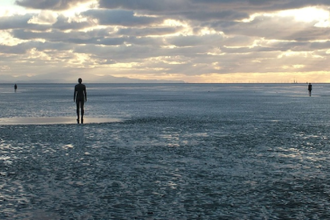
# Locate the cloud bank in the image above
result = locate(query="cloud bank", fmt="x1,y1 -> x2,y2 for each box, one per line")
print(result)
0,0 -> 329,82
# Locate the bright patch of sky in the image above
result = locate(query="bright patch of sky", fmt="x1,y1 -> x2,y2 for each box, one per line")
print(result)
1,0 -> 15,6
278,7 -> 330,27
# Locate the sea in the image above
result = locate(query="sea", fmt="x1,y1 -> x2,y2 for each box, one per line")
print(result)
1,83 -> 330,219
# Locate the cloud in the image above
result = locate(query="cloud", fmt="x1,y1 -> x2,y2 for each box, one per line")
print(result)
166,34 -> 224,47
98,0 -> 189,12
28,11 -> 58,25
52,15 -> 93,30
11,28 -> 166,47
118,27 -> 183,37
98,0 -> 330,18
190,0 -> 330,11
183,10 -> 249,21
1,0 -> 330,83
0,14 -> 50,31
15,0 -> 92,10
209,14 -> 330,41
83,9 -> 163,26
0,13 -> 94,31
12,29 -> 101,44
0,44 -> 29,54
98,0 -> 249,22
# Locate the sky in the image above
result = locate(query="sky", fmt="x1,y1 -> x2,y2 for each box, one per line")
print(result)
1,0 -> 330,83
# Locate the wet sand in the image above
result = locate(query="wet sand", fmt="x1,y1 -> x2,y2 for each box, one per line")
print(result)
0,117 -> 121,125
1,116 -> 330,219
1,83 -> 330,219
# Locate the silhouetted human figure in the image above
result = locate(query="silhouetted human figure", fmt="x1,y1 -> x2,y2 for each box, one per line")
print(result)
14,84 -> 17,92
74,78 -> 87,124
308,83 -> 312,97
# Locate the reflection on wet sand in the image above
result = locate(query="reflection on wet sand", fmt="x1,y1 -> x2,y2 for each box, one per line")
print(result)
0,117 -> 121,125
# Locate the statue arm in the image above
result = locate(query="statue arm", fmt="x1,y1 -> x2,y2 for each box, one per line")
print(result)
84,87 -> 87,101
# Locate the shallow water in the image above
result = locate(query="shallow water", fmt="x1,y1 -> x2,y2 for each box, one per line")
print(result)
1,83 -> 330,219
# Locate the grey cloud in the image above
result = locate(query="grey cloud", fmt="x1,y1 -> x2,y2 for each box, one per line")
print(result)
83,9 -> 163,26
98,0 -> 249,22
222,35 -> 255,47
0,14 -> 31,29
96,38 -> 126,46
0,41 -> 75,55
212,15 -> 330,41
221,45 -> 283,54
270,41 -> 330,52
99,0 -> 330,16
71,43 -> 213,75
74,44 -> 161,61
289,28 -> 330,41
0,44 -> 29,54
190,0 -> 330,11
74,44 -> 159,62
220,40 -> 330,55
126,37 -> 165,46
15,0 -> 91,10
12,29 -> 78,41
74,35 -> 164,46
11,28 -> 164,47
118,27 -> 183,36
12,28 -> 117,45
256,0 -> 330,11
5,0 -> 330,82
52,15 -> 92,30
166,34 -> 224,47
33,41 -> 75,51
0,11 -> 93,32
183,10 -> 249,21
310,41 -> 330,50
98,0 -> 189,12
0,14 -> 50,31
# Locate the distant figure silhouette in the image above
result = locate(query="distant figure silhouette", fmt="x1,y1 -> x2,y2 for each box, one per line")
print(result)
308,83 -> 312,97
74,78 -> 87,124
14,84 -> 17,92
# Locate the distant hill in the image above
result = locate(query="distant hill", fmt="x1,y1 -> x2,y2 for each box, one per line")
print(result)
1,74 -> 185,83
87,75 -> 185,83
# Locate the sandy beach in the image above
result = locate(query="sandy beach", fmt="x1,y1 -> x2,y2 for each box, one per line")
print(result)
1,83 -> 330,219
